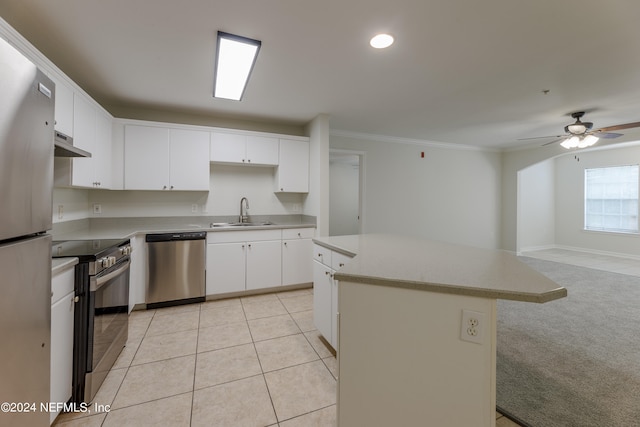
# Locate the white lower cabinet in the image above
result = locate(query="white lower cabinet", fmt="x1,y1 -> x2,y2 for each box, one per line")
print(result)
246,240 -> 282,290
282,228 -> 314,286
206,242 -> 246,294
313,260 -> 334,346
206,230 -> 282,295
206,227 -> 314,296
50,265 -> 75,425
313,244 -> 353,350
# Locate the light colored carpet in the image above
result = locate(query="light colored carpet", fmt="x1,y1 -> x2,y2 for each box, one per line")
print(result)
497,257 -> 640,427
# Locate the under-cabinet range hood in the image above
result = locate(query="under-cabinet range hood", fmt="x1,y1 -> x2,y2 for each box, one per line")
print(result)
54,131 -> 91,158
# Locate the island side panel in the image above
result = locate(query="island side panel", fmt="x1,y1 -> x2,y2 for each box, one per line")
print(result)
338,281 -> 497,427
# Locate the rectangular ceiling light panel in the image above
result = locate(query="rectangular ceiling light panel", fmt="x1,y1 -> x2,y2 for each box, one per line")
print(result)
214,31 -> 262,101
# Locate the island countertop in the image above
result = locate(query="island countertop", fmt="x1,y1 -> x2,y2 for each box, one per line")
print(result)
315,234 -> 566,303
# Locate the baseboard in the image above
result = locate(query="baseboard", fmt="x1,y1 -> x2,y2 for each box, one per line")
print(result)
555,244 -> 640,261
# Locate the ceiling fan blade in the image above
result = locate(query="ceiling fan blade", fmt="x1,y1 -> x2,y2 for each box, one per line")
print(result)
541,138 -> 564,146
518,134 -> 564,141
595,121 -> 640,132
592,131 -> 622,139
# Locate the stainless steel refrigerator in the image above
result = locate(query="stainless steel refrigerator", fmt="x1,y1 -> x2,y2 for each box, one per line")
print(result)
0,36 -> 55,427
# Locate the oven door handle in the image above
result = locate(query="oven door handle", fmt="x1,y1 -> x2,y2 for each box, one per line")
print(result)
90,259 -> 131,292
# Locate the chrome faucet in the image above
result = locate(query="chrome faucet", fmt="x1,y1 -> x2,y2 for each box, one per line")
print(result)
239,197 -> 250,223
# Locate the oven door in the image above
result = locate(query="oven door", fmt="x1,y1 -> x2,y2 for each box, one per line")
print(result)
86,258 -> 130,403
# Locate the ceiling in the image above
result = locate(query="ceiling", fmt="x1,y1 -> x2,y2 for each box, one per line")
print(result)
3,0 -> 640,150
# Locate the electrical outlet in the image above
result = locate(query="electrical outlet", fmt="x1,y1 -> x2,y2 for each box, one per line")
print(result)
292,203 -> 301,212
57,205 -> 64,219
93,204 -> 102,214
460,309 -> 485,344
191,204 -> 198,213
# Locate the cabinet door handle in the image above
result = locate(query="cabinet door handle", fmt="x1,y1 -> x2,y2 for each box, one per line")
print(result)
247,159 -> 251,163
297,233 -> 301,237
248,244 -> 252,248
325,271 -> 330,276
73,296 -> 79,303
339,263 -> 345,267
284,242 -> 287,247
163,185 -> 167,190
170,185 -> 174,190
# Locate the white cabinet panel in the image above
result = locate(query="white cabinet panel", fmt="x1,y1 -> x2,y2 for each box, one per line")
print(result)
54,95 -> 113,189
50,268 -> 74,424
210,132 -> 245,163
210,132 -> 278,166
313,260 -> 333,343
206,242 -> 246,294
169,129 -> 210,191
246,135 -> 278,165
70,93 -> 96,187
124,125 -> 209,191
51,74 -> 74,137
94,109 -> 113,189
282,238 -> 313,286
246,240 -> 282,290
275,138 -> 309,193
124,125 -> 169,190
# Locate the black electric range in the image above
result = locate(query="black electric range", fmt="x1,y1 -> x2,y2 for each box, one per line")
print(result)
52,238 -> 131,404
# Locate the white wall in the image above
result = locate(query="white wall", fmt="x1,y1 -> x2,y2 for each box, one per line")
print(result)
329,158 -> 360,236
84,164 -> 304,218
516,159 -> 555,253
305,114 -> 330,236
330,133 -> 502,249
554,143 -> 640,257
52,188 -> 89,223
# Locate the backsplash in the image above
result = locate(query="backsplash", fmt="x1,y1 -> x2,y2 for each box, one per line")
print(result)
53,164 -> 306,222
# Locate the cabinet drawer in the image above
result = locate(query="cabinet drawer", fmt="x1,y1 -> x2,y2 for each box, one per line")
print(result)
313,244 -> 332,266
282,227 -> 315,240
332,251 -> 353,271
207,229 -> 282,244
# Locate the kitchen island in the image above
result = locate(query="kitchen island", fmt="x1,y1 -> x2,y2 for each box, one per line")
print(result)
314,234 -> 566,427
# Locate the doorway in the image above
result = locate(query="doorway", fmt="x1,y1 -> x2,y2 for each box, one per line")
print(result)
329,150 -> 364,236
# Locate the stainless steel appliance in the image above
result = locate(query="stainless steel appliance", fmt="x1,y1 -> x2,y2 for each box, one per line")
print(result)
146,232 -> 206,308
52,239 -> 131,404
0,36 -> 55,427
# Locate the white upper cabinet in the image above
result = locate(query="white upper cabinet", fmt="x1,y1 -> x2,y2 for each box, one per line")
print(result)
54,93 -> 113,189
124,125 -> 169,190
124,125 -> 209,191
169,129 -> 210,191
210,131 -> 278,166
275,138 -> 309,193
50,73 -> 74,137
93,109 -> 113,189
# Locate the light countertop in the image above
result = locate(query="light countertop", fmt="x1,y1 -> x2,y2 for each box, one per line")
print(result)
52,257 -> 78,275
315,234 -> 567,303
52,216 -> 316,241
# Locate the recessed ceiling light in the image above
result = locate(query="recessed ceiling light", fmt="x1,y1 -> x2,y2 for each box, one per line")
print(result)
370,33 -> 394,49
213,31 -> 261,101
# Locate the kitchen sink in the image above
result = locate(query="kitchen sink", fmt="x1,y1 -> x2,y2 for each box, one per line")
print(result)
210,221 -> 275,227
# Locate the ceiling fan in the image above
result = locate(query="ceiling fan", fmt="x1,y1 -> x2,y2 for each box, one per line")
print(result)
519,111 -> 640,149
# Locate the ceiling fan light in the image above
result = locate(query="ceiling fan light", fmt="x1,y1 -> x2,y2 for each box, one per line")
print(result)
566,123 -> 587,134
560,136 -> 580,149
581,134 -> 599,147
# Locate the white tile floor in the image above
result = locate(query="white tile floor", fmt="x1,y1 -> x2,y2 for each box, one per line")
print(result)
53,288 -> 338,427
51,286 -> 522,427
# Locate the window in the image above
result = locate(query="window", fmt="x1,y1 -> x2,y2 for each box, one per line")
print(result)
584,165 -> 639,233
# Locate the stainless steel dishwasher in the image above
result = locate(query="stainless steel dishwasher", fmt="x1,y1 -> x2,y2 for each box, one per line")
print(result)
145,232 -> 206,308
